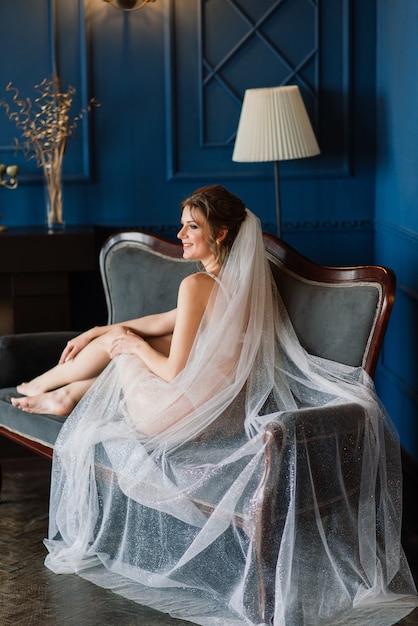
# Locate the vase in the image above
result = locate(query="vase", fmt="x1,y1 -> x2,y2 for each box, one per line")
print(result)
44,163 -> 65,231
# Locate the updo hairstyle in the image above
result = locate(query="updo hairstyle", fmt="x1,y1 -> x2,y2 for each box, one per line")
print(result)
181,185 -> 247,266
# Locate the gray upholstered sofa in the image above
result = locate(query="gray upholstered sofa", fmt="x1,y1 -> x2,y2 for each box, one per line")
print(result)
0,230 -> 396,622
0,231 -> 394,460
0,232 -> 196,455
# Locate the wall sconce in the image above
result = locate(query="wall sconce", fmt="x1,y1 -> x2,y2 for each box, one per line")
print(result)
102,0 -> 156,11
0,164 -> 19,232
0,164 -> 18,190
232,86 -> 320,239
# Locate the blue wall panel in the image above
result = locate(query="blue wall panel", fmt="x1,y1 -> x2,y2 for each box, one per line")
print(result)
0,0 -> 91,182
1,0 -> 375,263
375,0 -> 418,460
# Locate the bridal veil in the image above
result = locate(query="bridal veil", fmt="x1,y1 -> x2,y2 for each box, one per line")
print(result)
44,209 -> 417,625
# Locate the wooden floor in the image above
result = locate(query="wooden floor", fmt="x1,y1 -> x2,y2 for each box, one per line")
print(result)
1,453 -> 418,626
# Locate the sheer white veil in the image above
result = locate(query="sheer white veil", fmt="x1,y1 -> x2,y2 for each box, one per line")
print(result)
117,207 -> 378,453
45,206 -> 417,625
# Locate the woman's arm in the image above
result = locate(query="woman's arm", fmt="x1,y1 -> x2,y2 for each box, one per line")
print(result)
59,309 -> 177,364
110,273 -> 215,382
114,309 -> 177,337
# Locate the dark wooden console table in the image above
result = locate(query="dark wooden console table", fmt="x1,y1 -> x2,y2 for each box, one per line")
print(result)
0,227 -> 97,335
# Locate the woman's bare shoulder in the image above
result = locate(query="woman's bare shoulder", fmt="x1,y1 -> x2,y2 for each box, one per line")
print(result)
181,272 -> 216,289
178,272 -> 216,306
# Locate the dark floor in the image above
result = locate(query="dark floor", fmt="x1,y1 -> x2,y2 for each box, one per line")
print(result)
1,452 -> 418,626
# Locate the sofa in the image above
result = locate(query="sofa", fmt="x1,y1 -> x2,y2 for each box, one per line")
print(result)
0,230 -> 396,621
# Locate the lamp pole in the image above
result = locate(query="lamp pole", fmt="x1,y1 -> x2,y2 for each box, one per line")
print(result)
274,160 -> 282,239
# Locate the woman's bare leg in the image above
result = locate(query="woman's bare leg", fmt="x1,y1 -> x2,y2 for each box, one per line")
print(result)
15,329 -> 122,396
11,379 -> 95,416
16,331 -> 172,397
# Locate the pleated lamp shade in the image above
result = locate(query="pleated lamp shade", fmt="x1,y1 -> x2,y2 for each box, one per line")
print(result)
232,85 -> 320,163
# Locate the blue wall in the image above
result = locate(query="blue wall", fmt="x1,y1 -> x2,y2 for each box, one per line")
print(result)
0,1 -> 416,458
374,0 -> 418,460
1,0 -> 376,261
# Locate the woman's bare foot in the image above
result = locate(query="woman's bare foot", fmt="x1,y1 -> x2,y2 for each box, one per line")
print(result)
12,389 -> 76,416
16,377 -> 50,397
12,387 -> 77,416
11,379 -> 96,416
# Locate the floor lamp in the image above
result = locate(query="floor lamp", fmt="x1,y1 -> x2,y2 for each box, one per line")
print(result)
232,86 -> 320,238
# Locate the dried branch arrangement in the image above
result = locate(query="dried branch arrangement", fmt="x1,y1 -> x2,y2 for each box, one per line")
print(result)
0,75 -> 97,227
0,75 -> 92,168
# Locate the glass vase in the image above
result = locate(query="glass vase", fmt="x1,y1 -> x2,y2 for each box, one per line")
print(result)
44,163 -> 65,231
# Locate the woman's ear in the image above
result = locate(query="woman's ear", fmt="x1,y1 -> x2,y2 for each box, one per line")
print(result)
216,227 -> 228,244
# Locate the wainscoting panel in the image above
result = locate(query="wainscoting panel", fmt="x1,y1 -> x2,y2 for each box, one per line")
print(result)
0,0 -> 92,182
165,0 -> 352,181
374,221 -> 418,459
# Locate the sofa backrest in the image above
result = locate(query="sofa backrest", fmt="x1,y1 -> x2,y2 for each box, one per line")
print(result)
263,234 -> 395,376
100,232 -> 195,323
100,231 -> 396,377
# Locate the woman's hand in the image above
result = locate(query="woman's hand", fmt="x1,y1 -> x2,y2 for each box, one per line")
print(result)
110,329 -> 147,359
59,329 -> 99,364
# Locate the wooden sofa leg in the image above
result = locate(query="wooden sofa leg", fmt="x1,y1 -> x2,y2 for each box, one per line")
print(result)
243,423 -> 285,624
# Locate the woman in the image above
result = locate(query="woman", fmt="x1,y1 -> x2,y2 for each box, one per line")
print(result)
30,186 -> 417,625
11,185 -> 242,420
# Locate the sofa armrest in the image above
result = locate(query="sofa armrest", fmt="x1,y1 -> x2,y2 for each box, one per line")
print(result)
257,401 -> 369,528
0,331 -> 78,388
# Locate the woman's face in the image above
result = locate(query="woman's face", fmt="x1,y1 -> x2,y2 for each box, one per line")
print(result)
177,205 -> 215,269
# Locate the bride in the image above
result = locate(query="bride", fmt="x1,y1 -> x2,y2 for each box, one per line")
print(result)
17,185 -> 417,624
